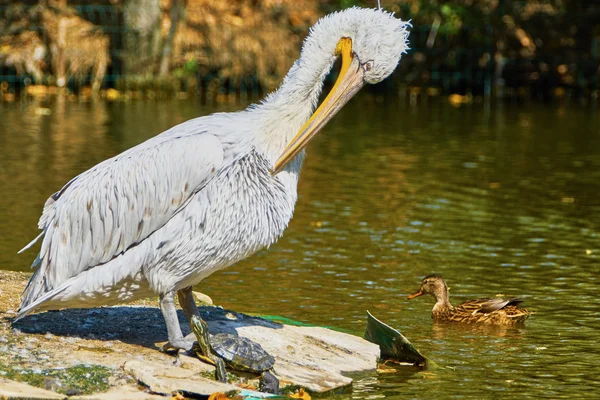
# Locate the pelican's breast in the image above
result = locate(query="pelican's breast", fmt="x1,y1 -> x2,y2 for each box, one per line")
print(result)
143,150 -> 300,292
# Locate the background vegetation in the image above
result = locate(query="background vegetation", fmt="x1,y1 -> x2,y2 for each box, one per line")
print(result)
0,0 -> 598,100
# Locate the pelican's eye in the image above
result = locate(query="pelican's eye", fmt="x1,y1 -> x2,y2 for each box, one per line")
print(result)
364,60 -> 374,71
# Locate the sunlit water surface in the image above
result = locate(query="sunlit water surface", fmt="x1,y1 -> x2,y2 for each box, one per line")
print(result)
1,96 -> 599,398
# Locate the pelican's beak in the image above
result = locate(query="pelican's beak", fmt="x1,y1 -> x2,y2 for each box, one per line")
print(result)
272,38 -> 366,175
407,290 -> 423,299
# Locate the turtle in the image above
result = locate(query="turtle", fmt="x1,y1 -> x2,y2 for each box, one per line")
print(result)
190,315 -> 279,394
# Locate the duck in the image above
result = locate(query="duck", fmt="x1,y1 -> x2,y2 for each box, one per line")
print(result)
407,275 -> 531,325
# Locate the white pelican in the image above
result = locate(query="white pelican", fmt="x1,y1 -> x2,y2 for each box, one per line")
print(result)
16,7 -> 410,350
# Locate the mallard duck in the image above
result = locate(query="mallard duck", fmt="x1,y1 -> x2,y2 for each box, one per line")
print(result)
407,275 -> 531,325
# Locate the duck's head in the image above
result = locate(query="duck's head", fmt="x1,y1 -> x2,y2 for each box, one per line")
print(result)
408,274 -> 449,301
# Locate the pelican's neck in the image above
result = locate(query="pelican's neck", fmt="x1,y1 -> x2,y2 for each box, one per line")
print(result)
266,56 -> 335,115
250,34 -> 339,165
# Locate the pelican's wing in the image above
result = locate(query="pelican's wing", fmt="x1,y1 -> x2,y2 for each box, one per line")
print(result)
20,126 -> 224,307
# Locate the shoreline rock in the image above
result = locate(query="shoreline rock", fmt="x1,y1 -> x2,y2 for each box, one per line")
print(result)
1,270 -> 381,398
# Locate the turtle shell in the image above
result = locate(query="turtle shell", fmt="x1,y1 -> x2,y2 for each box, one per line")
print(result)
210,333 -> 275,372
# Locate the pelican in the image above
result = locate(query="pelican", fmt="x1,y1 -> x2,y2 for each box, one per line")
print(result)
16,7 -> 410,350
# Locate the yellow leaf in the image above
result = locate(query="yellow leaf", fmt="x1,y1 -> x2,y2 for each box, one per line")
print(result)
290,388 -> 311,400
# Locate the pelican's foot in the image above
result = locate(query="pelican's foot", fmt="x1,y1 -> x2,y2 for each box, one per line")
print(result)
159,291 -> 197,354
160,338 -> 196,353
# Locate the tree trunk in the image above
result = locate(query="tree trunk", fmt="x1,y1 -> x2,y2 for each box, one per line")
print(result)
122,0 -> 162,76
159,0 -> 186,77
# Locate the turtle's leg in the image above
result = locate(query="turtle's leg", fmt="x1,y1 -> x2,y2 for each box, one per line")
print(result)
259,371 -> 280,394
214,358 -> 228,383
159,291 -> 195,352
177,286 -> 198,319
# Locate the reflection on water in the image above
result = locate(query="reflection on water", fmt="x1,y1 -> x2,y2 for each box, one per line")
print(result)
1,96 -> 599,397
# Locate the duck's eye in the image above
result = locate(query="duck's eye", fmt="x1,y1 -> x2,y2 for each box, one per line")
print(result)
365,60 -> 374,71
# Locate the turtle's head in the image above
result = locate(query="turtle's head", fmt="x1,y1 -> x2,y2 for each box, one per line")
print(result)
190,315 -> 211,346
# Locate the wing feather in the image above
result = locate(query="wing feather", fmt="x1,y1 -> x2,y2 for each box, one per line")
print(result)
454,298 -> 524,315
21,130 -> 224,307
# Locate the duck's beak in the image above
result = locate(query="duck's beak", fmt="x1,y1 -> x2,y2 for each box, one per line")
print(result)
407,290 -> 423,299
272,37 -> 366,175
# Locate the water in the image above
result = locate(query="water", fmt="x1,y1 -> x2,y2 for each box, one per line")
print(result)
1,95 -> 599,398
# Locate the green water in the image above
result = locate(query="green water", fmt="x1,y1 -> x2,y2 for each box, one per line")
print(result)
1,96 -> 599,398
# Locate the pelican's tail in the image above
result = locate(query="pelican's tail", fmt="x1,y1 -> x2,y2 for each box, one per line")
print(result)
18,227 -> 53,315
18,252 -> 51,316
18,231 -> 44,254
15,256 -> 154,322
15,283 -> 68,321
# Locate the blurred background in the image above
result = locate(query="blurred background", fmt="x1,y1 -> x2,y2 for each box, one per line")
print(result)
0,0 -> 598,101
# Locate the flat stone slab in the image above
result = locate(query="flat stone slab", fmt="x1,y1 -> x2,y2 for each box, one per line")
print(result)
69,385 -> 165,400
198,306 -> 380,392
123,360 -> 240,396
2,271 -> 381,397
0,378 -> 66,399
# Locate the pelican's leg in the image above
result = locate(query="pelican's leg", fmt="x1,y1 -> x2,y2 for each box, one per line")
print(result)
177,286 -> 201,344
177,286 -> 198,319
159,291 -> 195,352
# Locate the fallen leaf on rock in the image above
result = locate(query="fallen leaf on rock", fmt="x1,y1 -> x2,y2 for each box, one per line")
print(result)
290,388 -> 311,400
208,392 -> 229,400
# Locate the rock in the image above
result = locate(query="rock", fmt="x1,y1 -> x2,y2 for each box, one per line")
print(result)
69,385 -> 165,400
2,266 -> 381,397
192,291 -> 214,306
0,378 -> 66,399
43,377 -> 63,392
199,306 -> 380,393
123,360 -> 238,396
364,311 -> 433,367
176,352 -> 215,373
65,387 -> 84,396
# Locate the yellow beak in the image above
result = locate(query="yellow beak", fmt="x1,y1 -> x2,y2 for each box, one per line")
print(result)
272,38 -> 366,175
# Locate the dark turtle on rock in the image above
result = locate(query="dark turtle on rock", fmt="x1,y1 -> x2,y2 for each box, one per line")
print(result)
190,315 -> 279,393
210,332 -> 275,372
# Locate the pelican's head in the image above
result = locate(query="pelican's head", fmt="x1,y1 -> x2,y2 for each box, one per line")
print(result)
336,7 -> 411,84
273,7 -> 410,174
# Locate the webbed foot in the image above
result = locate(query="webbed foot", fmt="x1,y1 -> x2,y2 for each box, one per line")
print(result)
159,338 -> 196,353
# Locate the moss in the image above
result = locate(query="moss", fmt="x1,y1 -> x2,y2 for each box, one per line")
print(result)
196,367 -> 253,387
199,369 -> 216,380
279,384 -> 305,395
75,345 -> 114,354
0,363 -> 111,395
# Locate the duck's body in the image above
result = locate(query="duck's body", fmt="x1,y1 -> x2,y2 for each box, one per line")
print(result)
16,7 -> 410,350
408,275 -> 531,325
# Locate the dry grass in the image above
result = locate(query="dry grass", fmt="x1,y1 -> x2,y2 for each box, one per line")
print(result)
0,2 -> 110,91
0,1 -> 321,92
40,4 -> 110,90
0,31 -> 46,82
165,0 -> 320,90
